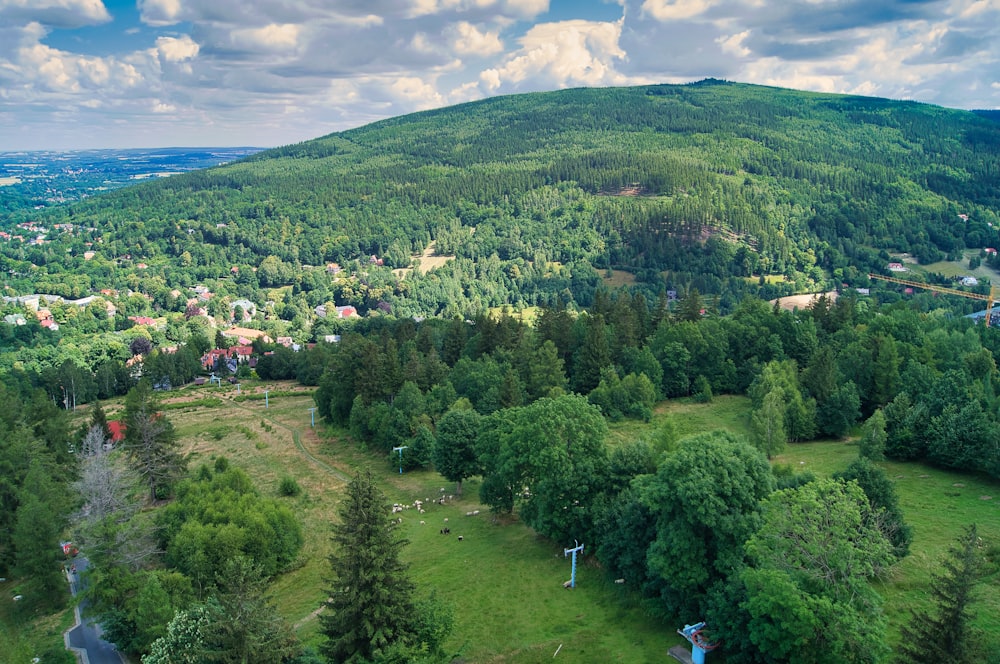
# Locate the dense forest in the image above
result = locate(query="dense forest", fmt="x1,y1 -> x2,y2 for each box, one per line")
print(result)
2,80 -> 1000,322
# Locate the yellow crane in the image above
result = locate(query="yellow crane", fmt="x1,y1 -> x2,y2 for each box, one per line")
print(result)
868,273 -> 1000,326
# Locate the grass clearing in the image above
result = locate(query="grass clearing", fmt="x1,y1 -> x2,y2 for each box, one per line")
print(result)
160,381 -> 684,662
601,269 -> 637,288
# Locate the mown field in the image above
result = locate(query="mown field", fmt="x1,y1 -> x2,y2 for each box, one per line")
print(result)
10,380 -> 1000,662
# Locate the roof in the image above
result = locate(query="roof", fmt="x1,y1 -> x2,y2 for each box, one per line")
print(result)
108,420 -> 126,442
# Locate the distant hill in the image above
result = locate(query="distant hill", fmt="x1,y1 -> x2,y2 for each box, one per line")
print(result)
3,80 -> 999,316
974,109 -> 1000,123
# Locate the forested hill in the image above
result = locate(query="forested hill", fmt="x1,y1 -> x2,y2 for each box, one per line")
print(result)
4,79 -> 1000,316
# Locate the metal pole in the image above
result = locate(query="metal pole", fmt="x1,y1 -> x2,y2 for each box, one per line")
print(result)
308,407 -> 316,427
564,541 -> 584,588
392,446 -> 408,474
264,390 -> 269,408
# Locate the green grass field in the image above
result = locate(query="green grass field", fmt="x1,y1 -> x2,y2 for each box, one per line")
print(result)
13,383 -> 1000,662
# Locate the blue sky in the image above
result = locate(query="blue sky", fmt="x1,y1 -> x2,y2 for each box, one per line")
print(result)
1,0 -> 997,150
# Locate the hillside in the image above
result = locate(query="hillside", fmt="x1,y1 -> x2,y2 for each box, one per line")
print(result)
2,80 -> 1000,318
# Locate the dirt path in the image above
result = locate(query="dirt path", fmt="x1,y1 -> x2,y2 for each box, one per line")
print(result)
223,395 -> 352,484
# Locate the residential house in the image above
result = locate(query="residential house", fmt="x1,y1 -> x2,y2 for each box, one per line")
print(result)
230,299 -> 256,321
335,305 -> 359,318
887,262 -> 907,272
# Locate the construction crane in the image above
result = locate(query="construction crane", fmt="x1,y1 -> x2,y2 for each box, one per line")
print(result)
868,273 -> 1000,326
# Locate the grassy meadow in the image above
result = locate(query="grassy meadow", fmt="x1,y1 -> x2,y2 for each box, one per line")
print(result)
14,380 -> 999,662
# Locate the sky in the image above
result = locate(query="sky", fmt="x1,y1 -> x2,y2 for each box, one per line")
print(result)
1,0 -> 998,150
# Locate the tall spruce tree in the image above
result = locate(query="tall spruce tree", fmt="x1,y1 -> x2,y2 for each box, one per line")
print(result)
320,470 -> 417,664
896,525 -> 985,663
122,381 -> 184,501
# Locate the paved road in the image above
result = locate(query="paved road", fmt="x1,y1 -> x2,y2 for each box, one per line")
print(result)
64,556 -> 125,664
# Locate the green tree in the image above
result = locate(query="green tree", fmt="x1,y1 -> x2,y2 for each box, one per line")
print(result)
122,381 -> 185,500
640,431 -> 774,617
896,525 -> 986,664
321,470 -> 418,664
750,388 -> 786,459
431,408 -> 482,496
858,409 -> 888,461
817,380 -> 861,438
12,477 -> 66,609
741,478 -> 894,663
478,394 -> 609,544
196,557 -> 299,664
835,457 -> 912,559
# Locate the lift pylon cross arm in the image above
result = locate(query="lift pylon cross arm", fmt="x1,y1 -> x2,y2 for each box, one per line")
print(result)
867,273 -> 999,326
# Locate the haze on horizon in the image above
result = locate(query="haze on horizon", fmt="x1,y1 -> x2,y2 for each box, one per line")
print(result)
1,0 -> 997,151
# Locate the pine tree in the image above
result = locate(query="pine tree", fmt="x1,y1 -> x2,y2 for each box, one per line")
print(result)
896,525 -> 984,663
320,470 -> 417,663
122,381 -> 184,501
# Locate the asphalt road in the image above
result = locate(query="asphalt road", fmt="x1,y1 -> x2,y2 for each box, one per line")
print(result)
64,556 -> 125,664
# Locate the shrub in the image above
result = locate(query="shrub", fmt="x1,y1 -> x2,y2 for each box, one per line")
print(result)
278,477 -> 302,497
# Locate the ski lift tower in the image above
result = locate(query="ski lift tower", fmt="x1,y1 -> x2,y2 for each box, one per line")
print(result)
563,541 -> 584,588
671,622 -> 719,664
209,372 -> 222,387
392,446 -> 408,474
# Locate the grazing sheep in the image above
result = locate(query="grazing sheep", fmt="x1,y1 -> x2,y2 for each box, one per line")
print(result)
457,535 -> 464,541
563,581 -> 572,589
440,527 -> 451,535
420,520 -> 425,525
443,517 -> 449,522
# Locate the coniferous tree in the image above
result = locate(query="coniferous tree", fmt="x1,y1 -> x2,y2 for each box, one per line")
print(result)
122,381 -> 184,501
320,470 -> 417,664
896,525 -> 985,664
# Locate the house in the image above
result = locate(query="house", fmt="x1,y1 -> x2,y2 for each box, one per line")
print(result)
83,250 -> 96,260
276,336 -> 294,348
129,316 -> 157,327
985,248 -> 997,256
961,276 -> 979,286
202,348 -> 231,370
326,263 -> 342,274
324,334 -> 341,343
3,314 -> 26,325
231,345 -> 254,362
887,262 -> 907,272
230,299 -> 256,321
855,288 -> 870,295
335,305 -> 359,318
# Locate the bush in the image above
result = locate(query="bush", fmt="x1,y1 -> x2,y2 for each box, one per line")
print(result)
278,477 -> 302,497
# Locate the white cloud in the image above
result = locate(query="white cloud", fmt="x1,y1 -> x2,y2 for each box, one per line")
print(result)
0,0 -> 110,28
640,0 -> 717,21
449,21 -> 504,56
230,23 -> 302,53
408,0 -> 548,19
483,19 -> 629,89
137,0 -> 182,27
156,35 -> 199,62
717,29 -> 751,57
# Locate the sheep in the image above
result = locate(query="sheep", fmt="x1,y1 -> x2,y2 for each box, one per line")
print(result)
440,527 -> 451,535
443,517 -> 449,522
420,520 -> 425,525
457,535 -> 464,541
